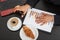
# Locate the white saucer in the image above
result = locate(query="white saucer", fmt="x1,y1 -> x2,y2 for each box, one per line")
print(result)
19,25 -> 39,40
7,17 -> 22,31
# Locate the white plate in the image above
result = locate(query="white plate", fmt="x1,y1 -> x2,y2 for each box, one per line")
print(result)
20,25 -> 39,40
23,8 -> 55,33
7,17 -> 22,31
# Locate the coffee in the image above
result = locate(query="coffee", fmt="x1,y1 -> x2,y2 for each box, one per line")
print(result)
10,18 -> 18,26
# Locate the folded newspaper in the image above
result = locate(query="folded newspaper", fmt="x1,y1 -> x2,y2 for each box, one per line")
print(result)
23,8 -> 56,33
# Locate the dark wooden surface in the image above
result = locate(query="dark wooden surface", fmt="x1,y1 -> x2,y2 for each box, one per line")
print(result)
0,0 -> 60,40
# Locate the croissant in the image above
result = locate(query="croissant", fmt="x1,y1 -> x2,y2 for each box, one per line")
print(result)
23,26 -> 35,39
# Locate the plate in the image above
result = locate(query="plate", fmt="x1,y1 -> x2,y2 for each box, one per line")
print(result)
23,8 -> 55,33
7,17 -> 22,31
20,25 -> 39,40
